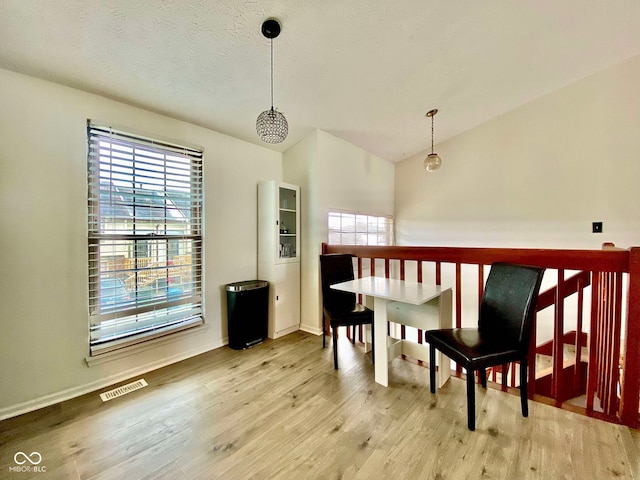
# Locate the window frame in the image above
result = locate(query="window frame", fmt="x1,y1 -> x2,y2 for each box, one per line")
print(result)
87,121 -> 204,356
327,210 -> 394,246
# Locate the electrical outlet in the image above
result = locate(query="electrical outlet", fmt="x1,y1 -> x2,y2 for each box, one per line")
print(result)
592,222 -> 603,233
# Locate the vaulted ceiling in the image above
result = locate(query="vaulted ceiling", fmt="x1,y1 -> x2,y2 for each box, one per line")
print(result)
1,1 -> 639,161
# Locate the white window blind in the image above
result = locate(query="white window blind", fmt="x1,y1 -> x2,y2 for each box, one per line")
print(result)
87,122 -> 204,356
328,211 -> 394,246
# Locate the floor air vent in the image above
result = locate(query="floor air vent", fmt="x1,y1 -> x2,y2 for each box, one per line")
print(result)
100,379 -> 148,402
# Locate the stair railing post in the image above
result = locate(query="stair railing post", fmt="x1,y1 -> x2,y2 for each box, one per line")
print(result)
620,247 -> 640,428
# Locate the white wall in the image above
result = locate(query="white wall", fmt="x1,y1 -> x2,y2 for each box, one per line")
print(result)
283,131 -> 319,334
285,130 -> 395,334
317,131 -> 395,222
395,54 -> 640,249
0,68 -> 282,417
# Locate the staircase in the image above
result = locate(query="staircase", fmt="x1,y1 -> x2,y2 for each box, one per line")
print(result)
534,331 -> 589,402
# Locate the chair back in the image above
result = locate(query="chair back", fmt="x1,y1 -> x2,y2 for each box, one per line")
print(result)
319,254 -> 357,312
479,262 -> 545,350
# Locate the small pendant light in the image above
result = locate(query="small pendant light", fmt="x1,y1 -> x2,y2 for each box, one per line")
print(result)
424,109 -> 442,172
256,19 -> 288,144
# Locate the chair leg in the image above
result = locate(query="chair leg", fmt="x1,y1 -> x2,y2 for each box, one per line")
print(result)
479,368 -> 487,388
322,314 -> 326,349
352,325 -> 356,344
333,326 -> 339,369
429,344 -> 436,394
502,363 -> 509,387
520,358 -> 528,417
467,369 -> 476,431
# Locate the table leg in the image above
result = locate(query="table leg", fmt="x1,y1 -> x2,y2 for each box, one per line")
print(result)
374,296 -> 389,387
437,289 -> 453,388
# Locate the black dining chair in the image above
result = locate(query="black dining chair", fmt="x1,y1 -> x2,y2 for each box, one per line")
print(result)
425,262 -> 545,431
319,254 -> 374,369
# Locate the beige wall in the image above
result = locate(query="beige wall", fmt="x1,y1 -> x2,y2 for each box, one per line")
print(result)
0,68 -> 282,417
283,131 -> 319,334
395,55 -> 640,249
285,130 -> 395,334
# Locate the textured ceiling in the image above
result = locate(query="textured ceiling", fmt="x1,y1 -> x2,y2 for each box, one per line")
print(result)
1,1 -> 639,162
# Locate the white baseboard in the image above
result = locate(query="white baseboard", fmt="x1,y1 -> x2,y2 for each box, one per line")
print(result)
300,324 -> 322,336
0,337 -> 225,421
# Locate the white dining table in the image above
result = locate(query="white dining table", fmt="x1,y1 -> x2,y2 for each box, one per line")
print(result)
330,276 -> 452,388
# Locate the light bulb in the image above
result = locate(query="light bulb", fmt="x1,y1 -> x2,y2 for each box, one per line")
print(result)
424,153 -> 442,172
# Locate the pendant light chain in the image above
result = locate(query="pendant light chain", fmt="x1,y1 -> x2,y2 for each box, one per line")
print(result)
431,114 -> 434,154
270,38 -> 274,109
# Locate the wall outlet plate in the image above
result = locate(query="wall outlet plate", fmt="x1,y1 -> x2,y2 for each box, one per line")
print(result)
592,221 -> 603,233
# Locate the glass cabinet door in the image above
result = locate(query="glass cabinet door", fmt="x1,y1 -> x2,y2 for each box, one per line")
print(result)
278,187 -> 297,259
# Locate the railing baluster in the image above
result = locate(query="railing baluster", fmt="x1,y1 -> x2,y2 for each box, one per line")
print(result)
455,263 -> 462,329
600,273 -> 612,412
552,269 -> 565,402
400,260 -> 406,345
585,271 -> 599,414
478,264 -> 484,312
607,272 -> 616,413
417,260 -> 424,347
357,256 -> 363,303
574,277 -> 584,392
455,263 -> 462,376
609,272 -> 623,415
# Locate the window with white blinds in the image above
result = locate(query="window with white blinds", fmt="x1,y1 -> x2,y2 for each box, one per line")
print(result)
328,211 -> 394,246
87,122 -> 203,356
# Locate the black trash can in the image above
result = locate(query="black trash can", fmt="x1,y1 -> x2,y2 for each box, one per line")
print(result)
226,280 -> 269,350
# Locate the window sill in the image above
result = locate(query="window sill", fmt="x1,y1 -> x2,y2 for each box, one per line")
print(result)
85,324 -> 210,367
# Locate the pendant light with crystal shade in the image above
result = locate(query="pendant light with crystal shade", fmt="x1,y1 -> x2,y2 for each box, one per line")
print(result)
256,19 -> 288,144
424,109 -> 442,172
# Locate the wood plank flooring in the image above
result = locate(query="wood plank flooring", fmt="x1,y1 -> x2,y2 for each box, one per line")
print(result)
1,331 -> 638,479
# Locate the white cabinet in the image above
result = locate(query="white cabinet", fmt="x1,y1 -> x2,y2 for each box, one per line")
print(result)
258,181 -> 300,338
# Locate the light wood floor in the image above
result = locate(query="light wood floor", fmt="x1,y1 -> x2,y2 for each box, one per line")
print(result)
1,331 -> 638,480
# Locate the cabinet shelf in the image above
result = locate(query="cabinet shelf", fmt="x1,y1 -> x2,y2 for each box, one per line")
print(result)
279,208 -> 296,213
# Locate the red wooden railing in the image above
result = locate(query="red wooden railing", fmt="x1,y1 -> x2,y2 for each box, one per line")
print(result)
321,243 -> 640,429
